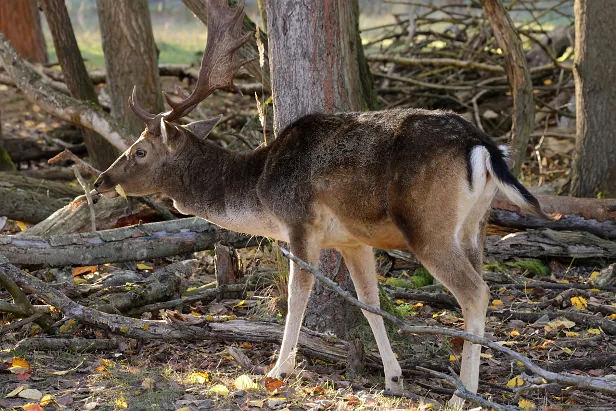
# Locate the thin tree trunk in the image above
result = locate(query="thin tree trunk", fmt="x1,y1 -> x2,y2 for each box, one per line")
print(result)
40,0 -> 119,170
0,0 -> 47,63
570,0 -> 616,198
266,0 -> 372,338
481,0 -> 535,175
97,0 -> 163,139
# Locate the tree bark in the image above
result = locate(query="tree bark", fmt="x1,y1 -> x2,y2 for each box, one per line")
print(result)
266,0 -> 373,338
0,32 -> 132,150
181,0 -> 271,91
0,217 -> 256,268
40,0 -> 119,170
570,0 -> 616,198
0,0 -> 47,63
0,188 -> 70,224
97,0 -> 163,139
481,0 -> 535,175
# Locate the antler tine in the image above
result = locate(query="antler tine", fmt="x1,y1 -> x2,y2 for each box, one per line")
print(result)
129,86 -> 160,133
163,0 -> 252,122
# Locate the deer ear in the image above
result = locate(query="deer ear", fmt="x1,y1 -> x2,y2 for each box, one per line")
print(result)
160,118 -> 183,149
183,115 -> 222,140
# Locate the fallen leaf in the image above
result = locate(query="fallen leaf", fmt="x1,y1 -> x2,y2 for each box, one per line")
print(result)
247,399 -> 264,408
186,371 -> 209,384
136,263 -> 153,270
209,384 -> 229,396
16,221 -> 28,231
16,373 -> 31,381
264,377 -> 284,391
141,377 -> 155,390
545,318 -> 576,332
510,330 -> 520,337
115,184 -> 127,199
115,396 -> 128,409
587,328 -> 602,335
22,404 -> 44,411
571,296 -> 588,311
565,331 -> 579,337
72,266 -> 97,277
18,389 -> 43,401
6,385 -> 25,398
507,376 -> 524,388
234,374 -> 257,390
40,394 -> 53,406
518,398 -> 536,410
9,358 -> 30,374
589,369 -> 604,377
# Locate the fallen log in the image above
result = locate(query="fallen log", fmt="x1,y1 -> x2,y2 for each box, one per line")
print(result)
0,187 -> 69,224
89,261 -> 192,314
21,196 -> 146,236
0,172 -> 80,199
486,229 -> 616,261
1,218 -> 257,267
491,194 -> 616,239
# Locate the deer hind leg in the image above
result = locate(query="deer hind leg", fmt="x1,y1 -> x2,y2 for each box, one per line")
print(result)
267,229 -> 320,379
394,215 -> 490,403
338,245 -> 403,395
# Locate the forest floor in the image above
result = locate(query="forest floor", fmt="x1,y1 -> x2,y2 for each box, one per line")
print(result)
2,35 -> 616,409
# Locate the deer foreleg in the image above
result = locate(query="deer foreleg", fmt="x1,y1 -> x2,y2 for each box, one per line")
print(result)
268,232 -> 319,379
339,245 -> 404,395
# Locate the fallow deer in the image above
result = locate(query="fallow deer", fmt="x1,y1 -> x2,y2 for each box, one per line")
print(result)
93,0 -> 548,405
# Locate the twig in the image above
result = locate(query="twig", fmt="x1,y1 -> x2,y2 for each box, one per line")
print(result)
0,313 -> 43,335
49,149 -> 101,176
417,366 -> 519,411
277,246 -> 616,396
72,166 -> 96,232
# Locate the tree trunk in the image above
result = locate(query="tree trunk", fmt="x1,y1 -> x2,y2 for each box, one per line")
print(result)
481,0 -> 535,175
0,0 -> 47,63
40,0 -> 119,170
570,0 -> 616,198
96,0 -> 163,139
266,0 -> 372,338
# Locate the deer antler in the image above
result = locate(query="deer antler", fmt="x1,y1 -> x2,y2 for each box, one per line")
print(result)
129,0 -> 253,131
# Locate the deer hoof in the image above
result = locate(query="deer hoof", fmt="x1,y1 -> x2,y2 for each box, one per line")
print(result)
385,376 -> 404,396
448,394 -> 465,409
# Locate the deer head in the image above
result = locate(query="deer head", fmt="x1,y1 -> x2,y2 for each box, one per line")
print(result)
93,0 -> 252,199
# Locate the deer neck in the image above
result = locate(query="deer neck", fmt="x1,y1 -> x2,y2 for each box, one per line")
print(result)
161,141 -> 284,238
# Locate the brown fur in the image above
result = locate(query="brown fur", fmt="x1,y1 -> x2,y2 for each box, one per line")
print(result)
95,108 -> 545,404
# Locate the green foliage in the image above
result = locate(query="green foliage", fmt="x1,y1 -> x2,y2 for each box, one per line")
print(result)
410,267 -> 434,288
506,259 -> 549,277
385,268 -> 434,289
0,146 -> 15,171
483,262 -> 507,272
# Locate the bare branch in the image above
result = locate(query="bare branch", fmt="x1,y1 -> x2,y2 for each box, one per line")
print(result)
0,32 -> 132,150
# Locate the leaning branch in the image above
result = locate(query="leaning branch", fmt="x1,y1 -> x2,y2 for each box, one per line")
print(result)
0,32 -> 131,150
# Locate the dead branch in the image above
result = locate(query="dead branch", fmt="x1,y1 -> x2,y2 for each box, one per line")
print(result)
491,194 -> 616,239
1,218 -> 257,267
0,313 -> 44,336
0,32 -> 132,150
278,246 -> 616,396
417,366 -> 517,411
369,54 -> 506,73
486,229 -> 616,261
49,149 -> 101,176
0,271 -> 54,331
125,283 -> 247,317
14,337 -> 119,352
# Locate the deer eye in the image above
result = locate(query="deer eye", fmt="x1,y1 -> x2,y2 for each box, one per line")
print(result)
135,149 -> 146,158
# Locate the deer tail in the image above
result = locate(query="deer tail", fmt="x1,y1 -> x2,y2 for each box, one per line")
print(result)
482,144 -> 550,219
